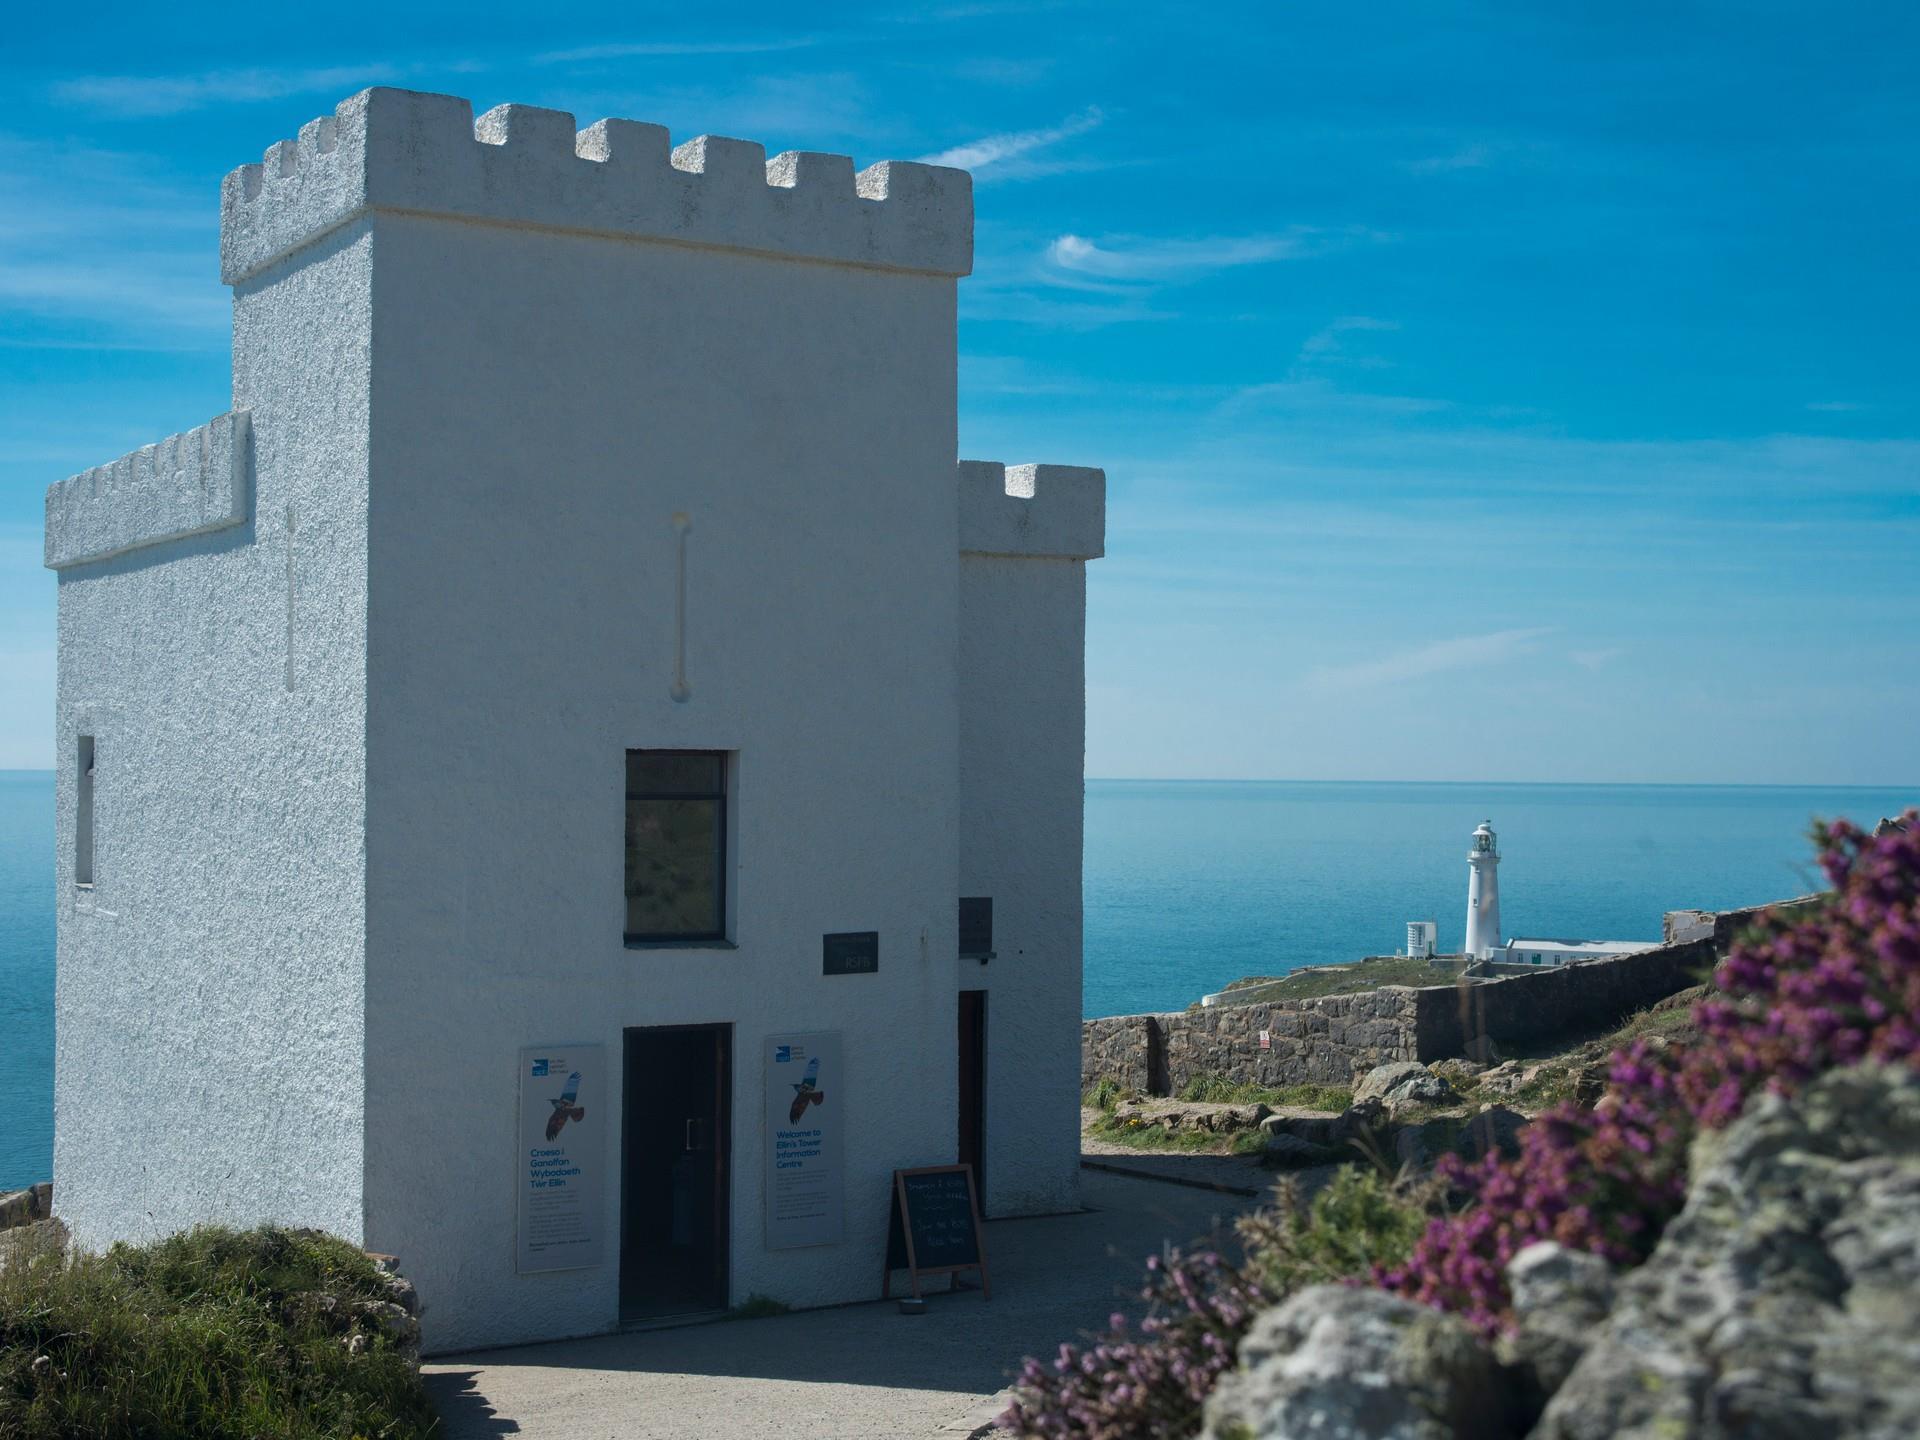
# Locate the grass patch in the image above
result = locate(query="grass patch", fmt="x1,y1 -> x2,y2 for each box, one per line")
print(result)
1083,1079 -> 1133,1113
1089,1114 -> 1229,1153
0,1223 -> 435,1440
1088,1113 -> 1271,1156
1177,1074 -> 1352,1112
1494,1001 -> 1706,1108
1212,959 -> 1471,1005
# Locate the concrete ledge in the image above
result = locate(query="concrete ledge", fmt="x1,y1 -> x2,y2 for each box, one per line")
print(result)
222,88 -> 973,284
958,460 -> 1105,560
45,411 -> 252,571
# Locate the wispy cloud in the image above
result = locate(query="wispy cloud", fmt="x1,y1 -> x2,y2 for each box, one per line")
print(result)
1296,315 -> 1400,367
918,107 -> 1102,178
1220,378 -> 1451,418
1043,227 -> 1378,285
1806,400 -> 1869,413
52,64 -> 402,118
535,37 -> 820,64
1404,138 -> 1547,175
1571,647 -> 1625,671
1306,628 -> 1555,694
948,56 -> 1055,86
1408,142 -> 1496,174
0,136 -> 222,339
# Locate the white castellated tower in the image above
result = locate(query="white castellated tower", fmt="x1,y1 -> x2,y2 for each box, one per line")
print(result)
44,87 -> 1103,1352
1464,820 -> 1502,959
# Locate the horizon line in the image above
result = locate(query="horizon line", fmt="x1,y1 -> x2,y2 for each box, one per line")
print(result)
1085,777 -> 1917,791
1,768 -> 1913,792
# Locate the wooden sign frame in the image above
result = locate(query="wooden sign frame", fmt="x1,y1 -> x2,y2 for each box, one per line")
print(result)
881,1163 -> 991,1300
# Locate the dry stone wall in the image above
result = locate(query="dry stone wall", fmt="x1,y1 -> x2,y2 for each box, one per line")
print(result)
1083,988 -> 1427,1094
1083,899 -> 1815,1097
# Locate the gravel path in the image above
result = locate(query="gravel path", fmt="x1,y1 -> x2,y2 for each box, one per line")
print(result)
423,1166 -> 1265,1439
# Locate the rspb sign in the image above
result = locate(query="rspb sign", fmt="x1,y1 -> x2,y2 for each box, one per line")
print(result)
517,1045 -> 605,1273
764,1032 -> 845,1249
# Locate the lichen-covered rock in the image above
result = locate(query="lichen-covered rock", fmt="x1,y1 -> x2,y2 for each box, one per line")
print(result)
1355,1062 -> 1457,1112
1113,1098 -> 1273,1137
0,1189 -> 35,1230
1331,1096 -> 1390,1146
1498,1242 -> 1614,1397
1532,1062 -> 1920,1440
1203,1285 -> 1515,1440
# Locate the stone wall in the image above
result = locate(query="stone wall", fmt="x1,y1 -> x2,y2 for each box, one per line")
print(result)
1083,988 -> 1428,1094
1083,897 -> 1819,1096
1411,935 -> 1716,1060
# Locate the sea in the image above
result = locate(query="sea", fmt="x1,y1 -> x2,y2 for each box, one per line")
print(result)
0,771 -> 1911,1188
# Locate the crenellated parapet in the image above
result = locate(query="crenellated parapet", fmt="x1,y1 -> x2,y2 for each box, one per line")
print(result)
958,460 -> 1106,561
221,87 -> 972,285
46,411 -> 251,571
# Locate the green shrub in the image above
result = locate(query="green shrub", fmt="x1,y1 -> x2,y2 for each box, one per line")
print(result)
1237,1166 -> 1440,1299
1083,1078 -> 1131,1112
727,1294 -> 791,1320
0,1223 -> 437,1440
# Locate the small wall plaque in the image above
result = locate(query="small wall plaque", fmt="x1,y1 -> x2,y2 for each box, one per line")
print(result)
823,931 -> 879,976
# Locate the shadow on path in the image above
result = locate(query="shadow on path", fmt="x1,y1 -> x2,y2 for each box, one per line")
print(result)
422,1166 -> 1267,1439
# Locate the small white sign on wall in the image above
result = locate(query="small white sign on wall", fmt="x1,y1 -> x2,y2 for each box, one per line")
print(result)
765,1031 -> 845,1249
517,1044 -> 606,1273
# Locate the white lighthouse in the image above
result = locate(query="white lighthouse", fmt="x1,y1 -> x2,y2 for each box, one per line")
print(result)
1464,820 -> 1502,959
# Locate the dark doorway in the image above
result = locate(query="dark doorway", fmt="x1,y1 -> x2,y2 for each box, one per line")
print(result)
621,1024 -> 731,1321
958,990 -> 987,1214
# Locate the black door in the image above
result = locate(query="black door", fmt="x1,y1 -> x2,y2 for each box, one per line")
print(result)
621,1024 -> 731,1320
958,991 -> 987,1214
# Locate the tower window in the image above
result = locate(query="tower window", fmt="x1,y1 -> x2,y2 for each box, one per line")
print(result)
959,897 -> 995,960
624,751 -> 727,943
75,735 -> 95,889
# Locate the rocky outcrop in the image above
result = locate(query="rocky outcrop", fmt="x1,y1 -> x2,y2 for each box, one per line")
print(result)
0,1183 -> 53,1231
1204,1063 -> 1920,1439
1498,1243 -> 1615,1399
1531,1062 -> 1920,1440
1355,1062 -> 1459,1115
1203,1286 -> 1512,1440
1390,1104 -> 1530,1170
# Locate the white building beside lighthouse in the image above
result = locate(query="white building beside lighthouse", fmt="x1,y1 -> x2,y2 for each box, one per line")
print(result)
1464,820 -> 1502,959
1457,818 -> 1655,967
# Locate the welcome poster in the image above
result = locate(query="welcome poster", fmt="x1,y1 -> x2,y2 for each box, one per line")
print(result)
764,1031 -> 844,1249
517,1044 -> 606,1273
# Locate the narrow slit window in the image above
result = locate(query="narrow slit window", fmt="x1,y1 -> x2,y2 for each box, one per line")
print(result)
959,897 -> 995,960
624,751 -> 727,943
75,735 -> 95,888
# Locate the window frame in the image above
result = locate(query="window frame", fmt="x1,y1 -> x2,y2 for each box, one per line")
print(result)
623,749 -> 730,947
75,734 -> 95,890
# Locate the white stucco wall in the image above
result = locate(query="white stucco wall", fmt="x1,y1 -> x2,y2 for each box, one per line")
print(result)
357,207 -> 964,1351
48,84 -> 1107,1357
48,224 -> 372,1249
957,461 -> 1103,1219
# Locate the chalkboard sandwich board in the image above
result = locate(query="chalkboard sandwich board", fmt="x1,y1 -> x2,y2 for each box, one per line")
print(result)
882,1164 -> 990,1300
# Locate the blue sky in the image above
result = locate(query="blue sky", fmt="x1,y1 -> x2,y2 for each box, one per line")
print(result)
1,2 -> 1915,782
